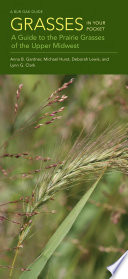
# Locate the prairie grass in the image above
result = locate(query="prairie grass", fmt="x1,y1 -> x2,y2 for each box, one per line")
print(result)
0,75 -> 128,279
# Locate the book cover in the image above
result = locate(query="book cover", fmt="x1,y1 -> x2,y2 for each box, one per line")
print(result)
0,1 -> 128,278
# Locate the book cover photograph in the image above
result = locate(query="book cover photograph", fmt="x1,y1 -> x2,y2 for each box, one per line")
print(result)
0,1 -> 128,278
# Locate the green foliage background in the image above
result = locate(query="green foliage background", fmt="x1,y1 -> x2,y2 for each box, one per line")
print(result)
0,75 -> 128,278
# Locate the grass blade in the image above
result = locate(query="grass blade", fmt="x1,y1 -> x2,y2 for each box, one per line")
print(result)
20,174 -> 103,279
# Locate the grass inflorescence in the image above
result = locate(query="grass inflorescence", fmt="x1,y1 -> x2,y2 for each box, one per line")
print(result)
0,76 -> 128,278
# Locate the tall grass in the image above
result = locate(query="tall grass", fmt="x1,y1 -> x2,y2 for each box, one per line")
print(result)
0,75 -> 128,278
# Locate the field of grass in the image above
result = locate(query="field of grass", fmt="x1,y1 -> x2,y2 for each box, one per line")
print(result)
0,75 -> 128,279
